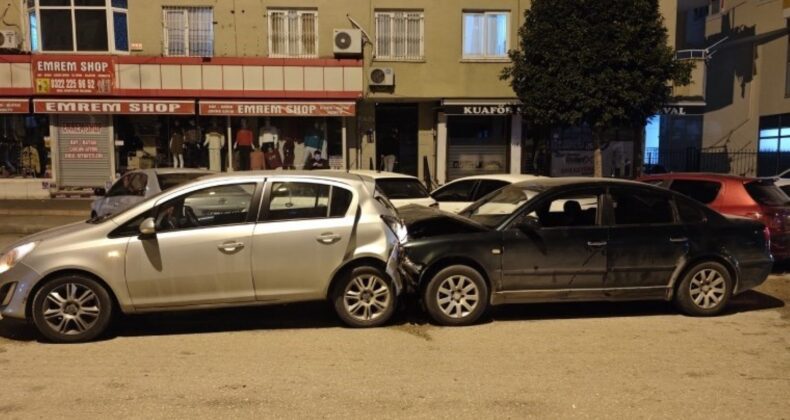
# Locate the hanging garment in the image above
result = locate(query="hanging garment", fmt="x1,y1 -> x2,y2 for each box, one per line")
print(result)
20,146 -> 41,175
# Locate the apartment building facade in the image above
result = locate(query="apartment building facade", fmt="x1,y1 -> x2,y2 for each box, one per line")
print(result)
0,0 -> 729,199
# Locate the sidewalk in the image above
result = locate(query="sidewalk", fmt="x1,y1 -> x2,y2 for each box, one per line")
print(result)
0,199 -> 92,234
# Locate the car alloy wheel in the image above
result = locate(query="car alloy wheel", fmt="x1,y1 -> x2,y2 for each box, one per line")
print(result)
689,268 -> 727,309
343,274 -> 391,322
41,283 -> 101,335
436,275 -> 479,319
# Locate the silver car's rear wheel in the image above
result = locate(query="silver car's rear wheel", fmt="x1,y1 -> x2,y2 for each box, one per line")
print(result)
31,274 -> 113,343
436,275 -> 480,319
333,266 -> 396,327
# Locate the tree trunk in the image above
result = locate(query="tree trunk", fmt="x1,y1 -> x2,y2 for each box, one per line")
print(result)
592,129 -> 603,177
633,125 -> 644,178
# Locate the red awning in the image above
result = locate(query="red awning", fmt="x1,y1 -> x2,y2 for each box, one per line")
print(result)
0,99 -> 30,113
199,100 -> 355,117
33,99 -> 196,115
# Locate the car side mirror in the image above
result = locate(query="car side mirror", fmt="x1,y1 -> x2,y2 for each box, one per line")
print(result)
94,187 -> 106,196
139,217 -> 156,236
515,218 -> 541,233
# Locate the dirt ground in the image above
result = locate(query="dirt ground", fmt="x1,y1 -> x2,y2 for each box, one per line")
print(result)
0,233 -> 788,419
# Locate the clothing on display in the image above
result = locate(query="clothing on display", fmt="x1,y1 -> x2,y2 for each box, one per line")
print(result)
203,130 -> 225,172
259,125 -> 279,149
20,146 -> 40,175
169,130 -> 184,168
281,138 -> 295,169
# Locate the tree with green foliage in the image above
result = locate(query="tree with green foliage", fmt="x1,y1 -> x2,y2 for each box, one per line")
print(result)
501,0 -> 692,177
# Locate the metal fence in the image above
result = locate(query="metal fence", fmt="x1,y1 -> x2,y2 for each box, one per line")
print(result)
644,147 -> 762,176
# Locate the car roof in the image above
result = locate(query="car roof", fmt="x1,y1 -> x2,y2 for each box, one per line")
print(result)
639,172 -> 754,183
348,170 -> 421,180
512,176 -> 659,190
447,173 -> 542,184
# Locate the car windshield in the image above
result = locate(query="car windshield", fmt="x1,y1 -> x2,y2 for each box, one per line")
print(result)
745,181 -> 790,206
460,185 -> 540,228
376,178 -> 430,199
157,173 -> 207,191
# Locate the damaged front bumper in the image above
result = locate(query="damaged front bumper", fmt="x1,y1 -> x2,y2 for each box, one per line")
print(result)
398,253 -> 423,292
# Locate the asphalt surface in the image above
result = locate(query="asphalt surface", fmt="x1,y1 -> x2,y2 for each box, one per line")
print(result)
0,233 -> 788,418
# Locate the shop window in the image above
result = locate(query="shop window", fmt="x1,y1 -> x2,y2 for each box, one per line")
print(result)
462,11 -> 509,59
163,6 -> 213,57
0,115 -> 52,179
375,10 -> 424,61
268,9 -> 318,58
27,0 -> 128,53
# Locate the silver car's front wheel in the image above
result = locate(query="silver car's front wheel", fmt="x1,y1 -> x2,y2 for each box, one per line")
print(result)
31,275 -> 113,343
333,266 -> 396,327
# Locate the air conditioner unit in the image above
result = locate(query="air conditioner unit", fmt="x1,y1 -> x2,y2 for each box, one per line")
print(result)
369,67 -> 394,86
0,30 -> 19,50
333,29 -> 362,56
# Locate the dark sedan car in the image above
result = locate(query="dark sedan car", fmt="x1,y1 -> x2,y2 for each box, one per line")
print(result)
399,178 -> 772,326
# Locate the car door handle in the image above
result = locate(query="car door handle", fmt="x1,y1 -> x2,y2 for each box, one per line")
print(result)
670,237 -> 688,243
587,241 -> 607,247
316,233 -> 341,245
217,241 -> 245,252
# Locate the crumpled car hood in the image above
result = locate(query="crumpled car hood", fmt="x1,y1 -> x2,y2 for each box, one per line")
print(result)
397,204 -> 490,239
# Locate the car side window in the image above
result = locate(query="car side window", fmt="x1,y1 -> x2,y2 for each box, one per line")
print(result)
610,188 -> 674,225
518,190 -> 600,228
155,183 -> 256,232
264,182 -> 351,221
107,173 -> 147,197
432,180 -> 477,202
106,174 -> 133,197
675,197 -> 706,224
473,180 -> 509,200
668,180 -> 721,204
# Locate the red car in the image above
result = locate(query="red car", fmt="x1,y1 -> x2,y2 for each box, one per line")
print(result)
639,173 -> 790,259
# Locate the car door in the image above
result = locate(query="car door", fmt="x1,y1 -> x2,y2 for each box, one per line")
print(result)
250,180 -> 356,302
124,181 -> 259,308
432,180 -> 478,213
500,187 -> 608,298
605,186 -> 688,295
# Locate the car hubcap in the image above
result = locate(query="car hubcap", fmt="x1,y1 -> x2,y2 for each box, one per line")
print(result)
42,283 -> 101,335
437,275 -> 479,319
689,269 -> 726,309
344,275 -> 390,322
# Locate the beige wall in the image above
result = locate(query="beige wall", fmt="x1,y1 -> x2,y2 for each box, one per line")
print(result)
701,0 -> 790,159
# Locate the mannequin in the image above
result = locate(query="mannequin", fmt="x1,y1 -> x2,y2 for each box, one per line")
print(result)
203,119 -> 226,172
258,117 -> 279,150
303,120 -> 325,166
169,120 -> 184,168
234,118 -> 254,171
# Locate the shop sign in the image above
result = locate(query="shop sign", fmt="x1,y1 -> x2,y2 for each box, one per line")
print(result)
0,99 -> 29,113
199,101 -> 356,116
63,138 -> 104,160
34,99 -> 196,115
32,55 -> 114,95
659,104 -> 705,115
443,104 -> 518,115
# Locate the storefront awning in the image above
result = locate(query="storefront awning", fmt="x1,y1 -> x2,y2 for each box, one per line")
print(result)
198,100 -> 356,117
0,99 -> 30,113
33,99 -> 196,115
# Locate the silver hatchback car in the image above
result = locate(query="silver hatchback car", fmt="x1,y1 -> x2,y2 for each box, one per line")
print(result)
0,172 -> 405,342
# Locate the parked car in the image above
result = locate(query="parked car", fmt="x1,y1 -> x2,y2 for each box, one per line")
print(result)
430,174 -> 542,213
348,170 -> 437,208
91,168 -> 211,218
771,168 -> 790,195
399,177 -> 772,326
639,173 -> 790,260
0,172 -> 404,342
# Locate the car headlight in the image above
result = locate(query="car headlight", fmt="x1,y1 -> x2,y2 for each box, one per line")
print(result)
0,242 -> 38,275
382,215 -> 408,244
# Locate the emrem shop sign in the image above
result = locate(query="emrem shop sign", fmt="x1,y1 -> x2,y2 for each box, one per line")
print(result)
33,56 -> 114,95
200,101 -> 356,116
34,99 -> 196,115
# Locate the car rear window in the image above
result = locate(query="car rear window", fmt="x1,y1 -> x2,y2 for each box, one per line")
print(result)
376,178 -> 430,199
157,173 -> 206,191
669,180 -> 721,204
745,181 -> 790,206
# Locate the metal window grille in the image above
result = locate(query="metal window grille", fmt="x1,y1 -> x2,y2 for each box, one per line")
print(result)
268,9 -> 318,58
163,6 -> 213,57
375,11 -> 424,60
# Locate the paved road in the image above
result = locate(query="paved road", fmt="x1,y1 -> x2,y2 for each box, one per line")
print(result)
0,234 -> 788,418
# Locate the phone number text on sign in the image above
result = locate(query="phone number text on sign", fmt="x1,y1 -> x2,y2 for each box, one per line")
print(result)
33,56 -> 114,95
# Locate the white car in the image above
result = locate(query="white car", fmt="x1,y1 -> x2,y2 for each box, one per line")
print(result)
348,170 -> 437,208
431,174 -> 542,213
773,169 -> 790,195
91,168 -> 210,218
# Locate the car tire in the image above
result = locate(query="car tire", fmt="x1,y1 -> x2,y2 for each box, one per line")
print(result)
675,261 -> 733,316
31,274 -> 113,343
423,265 -> 489,326
333,266 -> 396,328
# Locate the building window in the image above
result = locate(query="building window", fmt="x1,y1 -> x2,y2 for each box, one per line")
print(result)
162,7 -> 213,57
374,10 -> 424,61
268,9 -> 318,58
462,11 -> 509,59
757,114 -> 790,176
26,0 -> 128,53
786,34 -> 790,98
